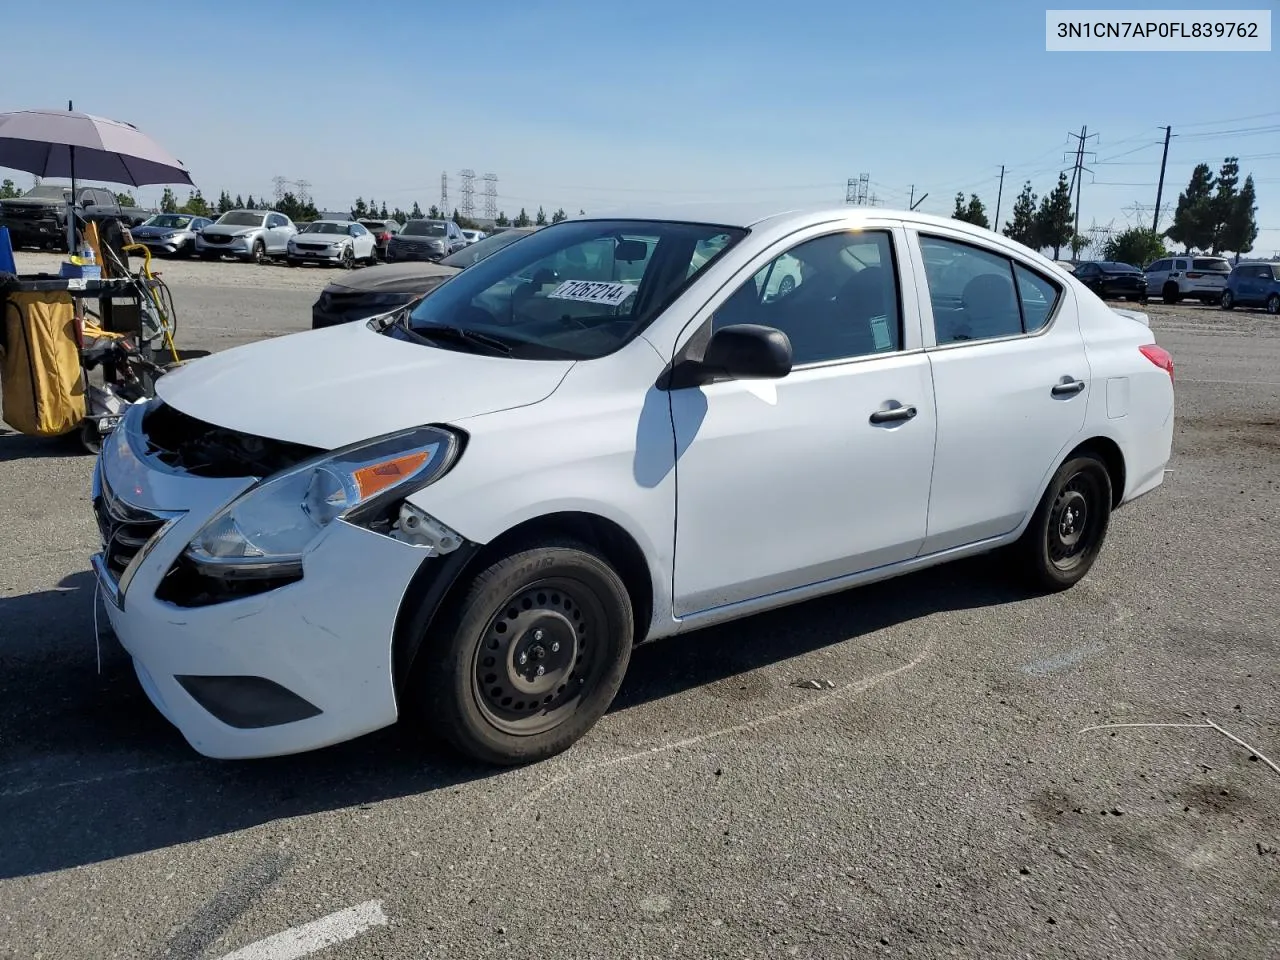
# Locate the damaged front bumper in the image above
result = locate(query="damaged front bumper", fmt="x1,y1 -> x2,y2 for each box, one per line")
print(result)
90,403 -> 447,759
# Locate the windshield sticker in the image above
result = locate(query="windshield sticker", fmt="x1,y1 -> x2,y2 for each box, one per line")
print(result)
870,316 -> 892,351
548,280 -> 637,307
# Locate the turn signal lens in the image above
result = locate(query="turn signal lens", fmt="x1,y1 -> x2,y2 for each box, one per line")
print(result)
353,452 -> 431,499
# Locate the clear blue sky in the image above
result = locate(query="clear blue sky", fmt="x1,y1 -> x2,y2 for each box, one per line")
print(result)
3,0 -> 1277,253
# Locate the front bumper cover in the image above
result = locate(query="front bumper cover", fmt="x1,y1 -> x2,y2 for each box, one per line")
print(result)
90,408 -> 462,759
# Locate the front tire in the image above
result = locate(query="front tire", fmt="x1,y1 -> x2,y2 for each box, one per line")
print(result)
1268,293 -> 1280,316
1162,283 -> 1180,304
1013,454 -> 1113,592
409,540 -> 634,765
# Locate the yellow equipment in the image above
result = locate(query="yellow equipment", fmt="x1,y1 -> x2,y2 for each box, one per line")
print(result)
0,289 -> 86,436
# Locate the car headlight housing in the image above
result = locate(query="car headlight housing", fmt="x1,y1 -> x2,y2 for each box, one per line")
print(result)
183,425 -> 462,578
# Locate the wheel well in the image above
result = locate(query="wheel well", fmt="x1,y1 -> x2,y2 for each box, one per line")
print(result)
1070,437 -> 1126,507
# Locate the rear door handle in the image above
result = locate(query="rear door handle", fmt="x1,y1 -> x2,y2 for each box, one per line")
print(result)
869,405 -> 917,424
1051,378 -> 1086,397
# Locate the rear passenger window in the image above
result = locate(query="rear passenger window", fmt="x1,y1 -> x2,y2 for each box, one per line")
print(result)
920,237 -> 1060,342
1013,263 -> 1060,331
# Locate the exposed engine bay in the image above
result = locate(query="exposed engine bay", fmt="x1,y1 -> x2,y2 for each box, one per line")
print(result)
141,401 -> 324,478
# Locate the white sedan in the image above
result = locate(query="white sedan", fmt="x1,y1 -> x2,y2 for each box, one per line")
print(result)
90,206 -> 1174,765
286,220 -> 379,268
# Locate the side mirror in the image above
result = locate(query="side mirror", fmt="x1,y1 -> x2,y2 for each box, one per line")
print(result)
667,324 -> 792,388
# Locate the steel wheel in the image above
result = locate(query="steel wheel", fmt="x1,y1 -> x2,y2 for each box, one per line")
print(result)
1046,473 -> 1103,572
1012,453 -> 1112,592
409,540 -> 634,765
471,578 -> 606,737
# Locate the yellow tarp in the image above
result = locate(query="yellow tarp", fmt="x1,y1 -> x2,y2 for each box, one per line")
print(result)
1,291 -> 85,436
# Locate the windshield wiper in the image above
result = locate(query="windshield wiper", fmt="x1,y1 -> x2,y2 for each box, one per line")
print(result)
403,319 -> 513,355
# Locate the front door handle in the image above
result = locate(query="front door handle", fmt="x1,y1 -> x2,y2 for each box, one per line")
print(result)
869,404 -> 917,424
1051,378 -> 1086,397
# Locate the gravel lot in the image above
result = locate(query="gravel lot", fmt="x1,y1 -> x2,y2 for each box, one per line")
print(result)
2,250 -> 1277,959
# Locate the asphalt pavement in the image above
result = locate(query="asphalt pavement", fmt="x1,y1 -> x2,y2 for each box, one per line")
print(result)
1,252 -> 1277,959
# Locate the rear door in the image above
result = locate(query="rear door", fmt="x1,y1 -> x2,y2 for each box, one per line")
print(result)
907,226 -> 1089,554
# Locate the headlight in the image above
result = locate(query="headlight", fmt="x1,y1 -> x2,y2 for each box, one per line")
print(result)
183,425 -> 462,578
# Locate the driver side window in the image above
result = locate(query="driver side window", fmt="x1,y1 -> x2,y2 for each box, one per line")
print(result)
711,230 -> 903,365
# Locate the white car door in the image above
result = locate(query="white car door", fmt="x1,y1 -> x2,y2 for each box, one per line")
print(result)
907,227 -> 1090,554
669,224 -> 937,617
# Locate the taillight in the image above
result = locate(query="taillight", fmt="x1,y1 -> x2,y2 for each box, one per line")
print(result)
1140,344 -> 1174,382
1186,272 -> 1202,279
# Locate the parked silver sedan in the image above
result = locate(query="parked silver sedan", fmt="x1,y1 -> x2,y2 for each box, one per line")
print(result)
130,213 -> 213,257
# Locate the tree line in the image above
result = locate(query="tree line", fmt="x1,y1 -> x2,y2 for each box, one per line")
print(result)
950,156 -> 1260,268
149,186 -> 582,232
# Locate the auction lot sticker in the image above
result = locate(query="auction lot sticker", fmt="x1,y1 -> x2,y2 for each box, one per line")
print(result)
548,280 -> 638,306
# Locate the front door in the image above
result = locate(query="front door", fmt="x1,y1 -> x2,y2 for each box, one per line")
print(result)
910,229 -> 1090,554
670,226 -> 937,617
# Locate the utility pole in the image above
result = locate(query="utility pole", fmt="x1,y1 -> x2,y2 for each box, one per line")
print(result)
1065,125 -> 1098,249
909,192 -> 928,211
1152,125 -> 1172,235
993,165 -> 1006,232
908,185 -> 914,209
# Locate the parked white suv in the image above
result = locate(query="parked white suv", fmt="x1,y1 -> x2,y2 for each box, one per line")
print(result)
1143,254 -> 1230,304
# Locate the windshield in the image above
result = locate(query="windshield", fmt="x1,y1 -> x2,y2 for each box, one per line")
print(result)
397,219 -> 746,360
402,220 -> 447,237
144,214 -> 193,229
303,221 -> 348,234
1193,258 -> 1230,272
438,229 -> 534,268
217,210 -> 266,227
20,185 -> 71,201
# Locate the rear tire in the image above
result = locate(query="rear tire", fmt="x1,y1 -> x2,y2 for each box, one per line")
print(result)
408,540 -> 634,766
1222,290 -> 1235,310
1012,454 -> 1113,593
1268,293 -> 1280,316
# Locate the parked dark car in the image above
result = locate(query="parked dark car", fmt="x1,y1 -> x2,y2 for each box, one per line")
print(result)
1072,261 -> 1148,302
384,218 -> 466,262
0,183 -> 151,251
311,227 -> 537,329
1222,260 -> 1280,314
358,218 -> 401,260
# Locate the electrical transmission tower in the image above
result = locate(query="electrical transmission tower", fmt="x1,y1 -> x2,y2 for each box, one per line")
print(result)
458,169 -> 476,220
271,176 -> 312,205
845,173 -> 870,205
482,173 -> 498,221
440,171 -> 448,213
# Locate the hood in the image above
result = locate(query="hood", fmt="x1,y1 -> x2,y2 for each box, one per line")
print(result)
392,233 -> 447,245
325,261 -> 459,293
134,224 -> 189,237
293,231 -> 347,243
203,223 -> 260,237
1,197 -> 60,209
154,320 -> 574,449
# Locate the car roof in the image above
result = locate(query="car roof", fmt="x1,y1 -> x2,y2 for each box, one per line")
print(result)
567,202 -> 1012,236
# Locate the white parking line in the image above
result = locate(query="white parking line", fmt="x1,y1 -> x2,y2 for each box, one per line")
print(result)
213,900 -> 388,960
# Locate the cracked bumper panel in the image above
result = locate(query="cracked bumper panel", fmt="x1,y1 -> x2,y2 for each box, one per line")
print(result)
93,419 -> 431,759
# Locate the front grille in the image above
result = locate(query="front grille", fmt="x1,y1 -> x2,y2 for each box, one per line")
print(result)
203,234 -> 232,244
4,206 -> 53,220
296,243 -> 329,251
94,474 -> 167,585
